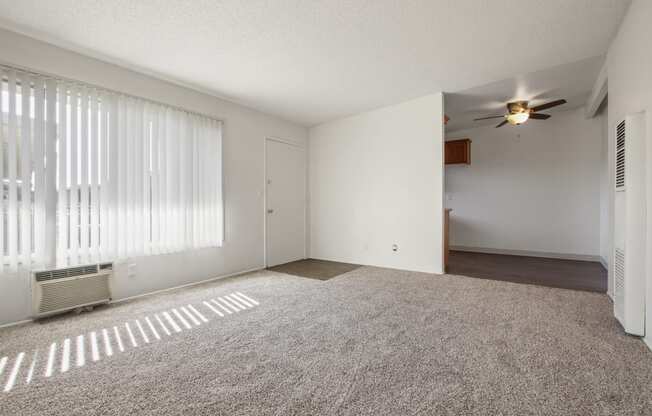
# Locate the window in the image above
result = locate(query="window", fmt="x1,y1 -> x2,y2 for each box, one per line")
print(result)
0,68 -> 223,272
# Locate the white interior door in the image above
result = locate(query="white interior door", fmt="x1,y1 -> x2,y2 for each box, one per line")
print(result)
266,138 -> 306,267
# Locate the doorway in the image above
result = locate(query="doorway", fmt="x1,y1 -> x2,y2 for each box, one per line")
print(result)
443,86 -> 609,293
265,138 -> 306,267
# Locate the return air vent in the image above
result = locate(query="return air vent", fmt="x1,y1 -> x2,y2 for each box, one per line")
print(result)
612,113 -> 646,337
615,120 -> 625,190
614,248 -> 625,319
32,263 -> 113,318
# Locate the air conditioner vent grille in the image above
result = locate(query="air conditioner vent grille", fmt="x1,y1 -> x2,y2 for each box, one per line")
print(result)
99,263 -> 113,271
616,120 -> 626,189
33,263 -> 113,317
35,265 -> 100,282
38,274 -> 110,314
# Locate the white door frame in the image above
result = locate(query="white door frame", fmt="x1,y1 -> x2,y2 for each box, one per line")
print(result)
264,136 -> 307,267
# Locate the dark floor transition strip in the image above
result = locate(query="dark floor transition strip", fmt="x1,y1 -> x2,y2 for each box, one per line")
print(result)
268,258 -> 361,280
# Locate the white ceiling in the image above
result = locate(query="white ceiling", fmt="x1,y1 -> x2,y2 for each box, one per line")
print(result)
445,56 -> 604,133
0,0 -> 630,126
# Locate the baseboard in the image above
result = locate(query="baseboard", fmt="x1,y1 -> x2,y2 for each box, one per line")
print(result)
0,266 -> 264,330
450,246 -> 602,262
0,318 -> 33,330
111,266 -> 263,305
599,256 -> 609,271
308,256 -> 443,274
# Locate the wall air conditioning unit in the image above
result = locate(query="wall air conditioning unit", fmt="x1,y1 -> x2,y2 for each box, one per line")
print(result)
32,263 -> 113,319
613,113 -> 646,336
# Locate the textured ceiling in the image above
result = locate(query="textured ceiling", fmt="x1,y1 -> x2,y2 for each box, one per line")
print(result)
445,56 -> 604,133
0,0 -> 630,126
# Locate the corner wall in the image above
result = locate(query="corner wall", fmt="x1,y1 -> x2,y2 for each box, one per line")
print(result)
309,94 -> 444,274
444,107 -> 603,260
0,28 -> 308,326
598,103 -> 610,272
605,0 -> 652,348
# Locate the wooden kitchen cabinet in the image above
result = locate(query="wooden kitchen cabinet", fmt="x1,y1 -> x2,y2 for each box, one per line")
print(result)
445,139 -> 471,165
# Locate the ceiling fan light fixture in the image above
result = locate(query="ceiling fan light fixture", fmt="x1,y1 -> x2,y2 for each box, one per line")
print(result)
507,112 -> 529,125
477,99 -> 566,128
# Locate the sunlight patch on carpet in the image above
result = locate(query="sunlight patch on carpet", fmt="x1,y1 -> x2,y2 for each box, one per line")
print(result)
0,292 -> 260,394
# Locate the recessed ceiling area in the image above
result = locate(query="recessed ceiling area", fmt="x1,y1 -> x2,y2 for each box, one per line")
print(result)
0,0 -> 630,126
445,56 -> 604,133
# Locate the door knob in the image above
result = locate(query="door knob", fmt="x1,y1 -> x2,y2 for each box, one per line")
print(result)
267,209 -> 274,214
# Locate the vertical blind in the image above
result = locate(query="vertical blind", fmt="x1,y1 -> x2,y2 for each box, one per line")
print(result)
0,68 -> 223,273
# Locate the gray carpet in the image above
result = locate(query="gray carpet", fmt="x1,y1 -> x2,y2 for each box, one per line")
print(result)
268,258 -> 361,280
0,266 -> 651,415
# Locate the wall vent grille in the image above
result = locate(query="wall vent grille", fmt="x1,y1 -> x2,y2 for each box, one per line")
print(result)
616,120 -> 626,189
614,248 -> 625,301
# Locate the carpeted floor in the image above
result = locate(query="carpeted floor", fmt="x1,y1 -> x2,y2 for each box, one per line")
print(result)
268,258 -> 361,280
0,266 -> 650,415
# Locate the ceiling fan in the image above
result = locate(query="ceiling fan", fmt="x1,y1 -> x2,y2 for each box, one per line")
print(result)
473,99 -> 567,128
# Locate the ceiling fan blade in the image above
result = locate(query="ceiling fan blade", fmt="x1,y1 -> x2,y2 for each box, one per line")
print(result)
531,99 -> 567,112
529,113 -> 551,120
474,115 -> 506,121
495,120 -> 508,128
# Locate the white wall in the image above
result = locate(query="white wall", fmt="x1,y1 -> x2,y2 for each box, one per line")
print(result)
598,103 -> 610,270
605,0 -> 652,348
444,107 -> 603,259
309,94 -> 444,274
0,29 -> 308,326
